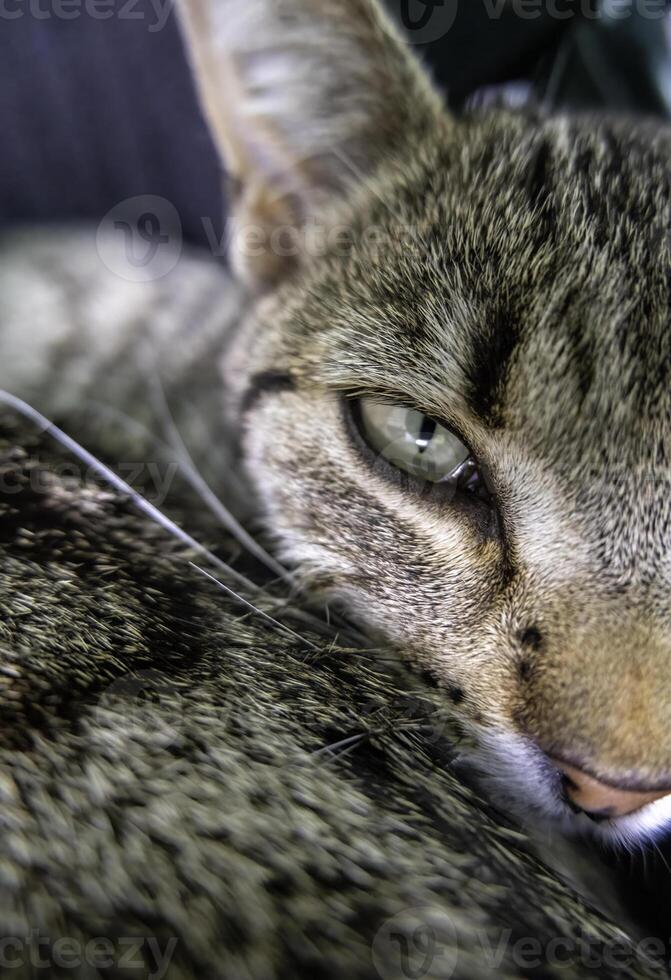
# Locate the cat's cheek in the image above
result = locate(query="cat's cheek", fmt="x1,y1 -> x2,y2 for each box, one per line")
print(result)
240,389 -> 358,563
241,392 -> 517,718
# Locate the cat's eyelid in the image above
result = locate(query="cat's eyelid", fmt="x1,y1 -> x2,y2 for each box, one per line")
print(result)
346,391 -> 480,465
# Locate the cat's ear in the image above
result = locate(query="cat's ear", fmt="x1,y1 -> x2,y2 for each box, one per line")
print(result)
176,0 -> 443,288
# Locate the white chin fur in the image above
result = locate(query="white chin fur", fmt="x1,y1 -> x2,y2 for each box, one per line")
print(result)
459,726 -> 671,850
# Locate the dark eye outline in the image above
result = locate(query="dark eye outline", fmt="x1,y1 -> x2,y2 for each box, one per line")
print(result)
343,395 -> 498,533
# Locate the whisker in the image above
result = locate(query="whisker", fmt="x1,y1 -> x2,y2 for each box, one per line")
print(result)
309,732 -> 368,758
147,367 -> 291,583
188,562 -> 319,650
0,390 -> 262,596
651,839 -> 671,876
0,391 -> 368,653
80,398 -> 356,643
313,738 -> 368,772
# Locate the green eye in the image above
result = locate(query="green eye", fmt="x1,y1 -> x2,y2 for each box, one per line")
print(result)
356,398 -> 473,485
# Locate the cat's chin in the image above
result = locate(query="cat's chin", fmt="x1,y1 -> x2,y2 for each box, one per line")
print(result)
459,726 -> 671,851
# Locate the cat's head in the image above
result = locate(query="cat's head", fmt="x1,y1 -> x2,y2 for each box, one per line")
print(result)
177,0 -> 671,845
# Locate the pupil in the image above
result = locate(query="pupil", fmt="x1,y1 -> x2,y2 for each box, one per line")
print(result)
416,416 -> 436,453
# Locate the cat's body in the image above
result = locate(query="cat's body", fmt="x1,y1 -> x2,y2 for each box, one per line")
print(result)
0,229 -> 666,978
3,0 -> 671,971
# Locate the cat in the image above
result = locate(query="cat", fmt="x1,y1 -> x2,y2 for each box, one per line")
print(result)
1,0 -> 671,967
0,388 -> 661,978
168,0 -> 671,846
4,0 -> 671,848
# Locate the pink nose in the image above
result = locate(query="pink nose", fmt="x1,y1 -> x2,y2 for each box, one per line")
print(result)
552,759 -> 670,819
551,759 -> 671,818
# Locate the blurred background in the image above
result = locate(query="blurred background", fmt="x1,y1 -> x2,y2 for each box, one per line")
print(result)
1,0 -> 671,249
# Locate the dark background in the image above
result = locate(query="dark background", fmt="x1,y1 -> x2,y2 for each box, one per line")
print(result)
2,0 -> 670,247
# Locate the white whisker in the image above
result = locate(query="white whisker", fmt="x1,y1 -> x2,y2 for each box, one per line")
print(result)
0,390 -> 260,596
189,561 -> 319,650
0,390 -> 364,653
310,732 -> 367,759
147,367 -> 291,583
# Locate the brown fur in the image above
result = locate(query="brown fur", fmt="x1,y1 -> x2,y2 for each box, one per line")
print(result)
173,0 -> 671,842
0,18 -> 670,978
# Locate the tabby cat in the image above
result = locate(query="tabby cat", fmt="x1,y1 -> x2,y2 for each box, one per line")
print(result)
177,0 -> 671,844
1,0 -> 671,974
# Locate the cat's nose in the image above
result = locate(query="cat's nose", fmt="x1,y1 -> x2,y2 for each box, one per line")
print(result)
552,759 -> 670,820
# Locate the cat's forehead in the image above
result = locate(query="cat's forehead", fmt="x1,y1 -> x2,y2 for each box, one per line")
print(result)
444,112 -> 670,465
304,110 -> 671,472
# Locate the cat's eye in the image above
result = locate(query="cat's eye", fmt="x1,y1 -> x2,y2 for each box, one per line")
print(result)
353,398 -> 489,501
